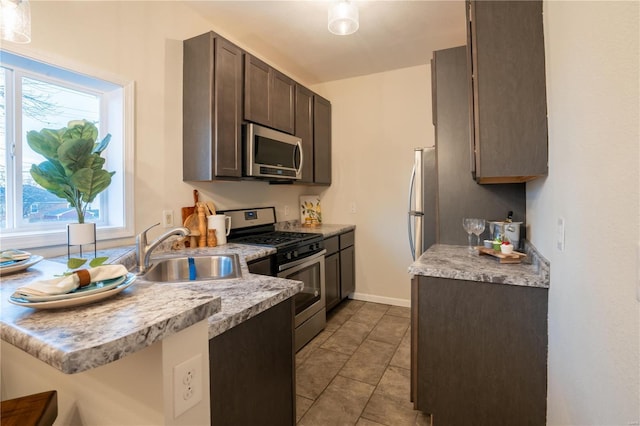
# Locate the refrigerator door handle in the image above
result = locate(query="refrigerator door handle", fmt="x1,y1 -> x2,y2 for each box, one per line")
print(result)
408,163 -> 424,260
408,163 -> 416,260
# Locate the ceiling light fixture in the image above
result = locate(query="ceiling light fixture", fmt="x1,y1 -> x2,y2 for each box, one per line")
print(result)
328,0 -> 359,36
0,0 -> 31,44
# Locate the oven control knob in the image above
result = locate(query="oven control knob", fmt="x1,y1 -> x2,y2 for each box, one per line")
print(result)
293,250 -> 299,258
286,252 -> 292,260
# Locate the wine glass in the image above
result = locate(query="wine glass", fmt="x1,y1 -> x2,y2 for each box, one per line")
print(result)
462,218 -> 475,253
472,218 -> 486,247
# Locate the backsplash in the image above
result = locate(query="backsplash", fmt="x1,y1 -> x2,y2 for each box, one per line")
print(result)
523,240 -> 551,284
275,220 -> 302,230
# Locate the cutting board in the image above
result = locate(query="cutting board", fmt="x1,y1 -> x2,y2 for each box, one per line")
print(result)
477,246 -> 527,264
181,189 -> 199,225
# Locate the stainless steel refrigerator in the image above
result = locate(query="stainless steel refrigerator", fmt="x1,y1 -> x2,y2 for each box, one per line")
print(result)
408,46 -> 526,260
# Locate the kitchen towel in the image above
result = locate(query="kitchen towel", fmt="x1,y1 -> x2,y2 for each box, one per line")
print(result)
12,264 -> 129,298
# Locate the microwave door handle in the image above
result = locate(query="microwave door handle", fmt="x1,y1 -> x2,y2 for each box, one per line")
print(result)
295,140 -> 304,176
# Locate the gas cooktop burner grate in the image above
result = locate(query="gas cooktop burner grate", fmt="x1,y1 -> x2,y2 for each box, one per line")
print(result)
232,231 -> 322,248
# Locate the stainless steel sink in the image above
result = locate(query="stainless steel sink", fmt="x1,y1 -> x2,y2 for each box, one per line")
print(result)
142,254 -> 241,282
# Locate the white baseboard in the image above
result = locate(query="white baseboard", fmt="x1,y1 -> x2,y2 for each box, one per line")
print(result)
348,292 -> 411,308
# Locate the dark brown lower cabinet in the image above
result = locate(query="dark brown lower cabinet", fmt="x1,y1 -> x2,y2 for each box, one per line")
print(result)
411,276 -> 547,425
339,245 -> 355,299
209,297 -> 295,425
325,251 -> 340,311
324,230 -> 356,312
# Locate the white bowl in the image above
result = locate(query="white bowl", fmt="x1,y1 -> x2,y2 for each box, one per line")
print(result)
500,244 -> 514,254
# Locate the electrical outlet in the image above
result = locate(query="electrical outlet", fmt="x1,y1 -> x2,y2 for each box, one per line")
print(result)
350,202 -> 357,214
162,210 -> 174,228
284,205 -> 290,217
173,354 -> 202,418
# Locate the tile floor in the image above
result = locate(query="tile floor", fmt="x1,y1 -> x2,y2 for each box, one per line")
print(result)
295,299 -> 432,426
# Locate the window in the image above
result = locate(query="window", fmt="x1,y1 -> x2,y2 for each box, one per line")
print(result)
0,50 -> 134,248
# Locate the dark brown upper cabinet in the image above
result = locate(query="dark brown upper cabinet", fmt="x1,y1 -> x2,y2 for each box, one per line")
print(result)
294,86 -> 332,185
313,94 -> 332,185
244,54 -> 295,134
467,0 -> 548,184
295,85 -> 314,183
183,31 -> 331,184
183,32 -> 243,180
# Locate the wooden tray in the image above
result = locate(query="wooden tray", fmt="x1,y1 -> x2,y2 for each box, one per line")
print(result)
477,246 -> 527,264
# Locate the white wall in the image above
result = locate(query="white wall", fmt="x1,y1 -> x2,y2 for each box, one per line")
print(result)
312,65 -> 433,305
528,2 -> 639,424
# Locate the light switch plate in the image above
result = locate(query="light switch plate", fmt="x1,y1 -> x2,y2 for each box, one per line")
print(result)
556,217 -> 565,251
162,210 -> 174,228
636,241 -> 640,303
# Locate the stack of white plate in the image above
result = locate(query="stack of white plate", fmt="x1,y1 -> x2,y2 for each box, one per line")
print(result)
9,273 -> 136,310
0,249 -> 43,276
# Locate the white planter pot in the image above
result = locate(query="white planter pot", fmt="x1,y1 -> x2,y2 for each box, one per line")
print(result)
67,223 -> 96,246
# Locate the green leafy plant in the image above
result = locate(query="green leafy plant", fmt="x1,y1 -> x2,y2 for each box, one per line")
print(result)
27,120 -> 115,224
59,256 -> 109,276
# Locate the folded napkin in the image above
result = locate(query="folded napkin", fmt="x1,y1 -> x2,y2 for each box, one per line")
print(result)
13,264 -> 128,298
1,249 -> 31,261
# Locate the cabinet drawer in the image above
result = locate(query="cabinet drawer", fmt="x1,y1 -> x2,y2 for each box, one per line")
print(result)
339,231 -> 354,249
324,236 -> 339,256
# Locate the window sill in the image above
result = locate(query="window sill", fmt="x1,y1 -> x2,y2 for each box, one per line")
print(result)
1,226 -> 134,251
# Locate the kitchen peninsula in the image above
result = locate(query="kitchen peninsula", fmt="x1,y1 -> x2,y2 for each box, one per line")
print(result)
409,244 -> 550,424
0,244 -> 302,425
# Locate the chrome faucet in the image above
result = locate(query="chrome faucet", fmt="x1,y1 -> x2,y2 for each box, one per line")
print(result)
136,223 -> 190,274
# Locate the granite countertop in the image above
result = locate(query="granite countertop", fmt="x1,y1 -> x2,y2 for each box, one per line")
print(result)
408,244 -> 550,289
146,244 -> 302,339
0,243 -> 302,374
276,222 -> 355,238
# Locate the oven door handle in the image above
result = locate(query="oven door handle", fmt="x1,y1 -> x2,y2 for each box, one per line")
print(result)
278,249 -> 327,273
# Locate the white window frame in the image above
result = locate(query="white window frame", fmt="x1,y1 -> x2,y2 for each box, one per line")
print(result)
0,48 -> 135,249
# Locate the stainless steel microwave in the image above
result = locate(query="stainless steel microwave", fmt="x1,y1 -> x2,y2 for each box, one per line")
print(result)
244,123 -> 303,180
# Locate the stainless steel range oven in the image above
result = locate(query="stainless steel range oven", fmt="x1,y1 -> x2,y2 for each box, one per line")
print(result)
222,207 -> 326,351
277,247 -> 325,351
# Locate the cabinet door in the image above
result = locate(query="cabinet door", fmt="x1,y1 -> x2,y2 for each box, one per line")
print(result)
325,252 -> 340,312
339,245 -> 355,299
210,298 -> 295,425
414,276 -> 547,424
183,32 -> 242,181
214,37 -> 243,177
244,54 -> 271,127
272,70 -> 295,134
313,95 -> 332,185
295,85 -> 314,183
468,0 -> 548,183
